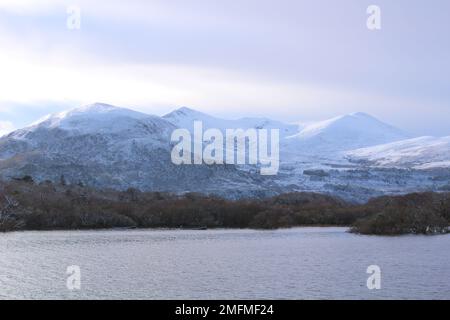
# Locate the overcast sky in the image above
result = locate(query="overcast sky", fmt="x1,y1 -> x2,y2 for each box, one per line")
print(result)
0,0 -> 449,136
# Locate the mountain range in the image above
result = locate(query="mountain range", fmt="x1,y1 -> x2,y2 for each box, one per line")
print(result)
0,103 -> 449,202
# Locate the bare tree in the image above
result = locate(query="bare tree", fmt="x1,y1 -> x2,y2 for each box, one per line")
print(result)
0,192 -> 23,231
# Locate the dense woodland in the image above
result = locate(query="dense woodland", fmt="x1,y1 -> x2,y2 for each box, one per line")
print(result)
0,176 -> 449,235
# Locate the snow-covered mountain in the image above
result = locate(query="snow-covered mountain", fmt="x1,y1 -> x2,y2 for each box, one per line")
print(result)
0,103 -> 448,202
282,112 -> 411,156
10,103 -> 175,144
27,103 -> 166,134
0,103 -> 271,198
163,106 -> 299,138
2,103 -> 177,163
346,136 -> 450,169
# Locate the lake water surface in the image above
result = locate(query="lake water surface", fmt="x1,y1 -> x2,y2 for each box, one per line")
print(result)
0,227 -> 449,299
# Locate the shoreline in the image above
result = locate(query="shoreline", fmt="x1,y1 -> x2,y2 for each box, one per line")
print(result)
1,179 -> 449,236
1,225 -> 351,234
2,226 -> 449,237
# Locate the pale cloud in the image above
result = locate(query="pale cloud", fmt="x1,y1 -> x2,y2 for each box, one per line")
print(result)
0,0 -> 296,30
0,121 -> 14,137
0,43 -> 426,122
0,0 -> 449,136
0,0 -> 62,13
0,33 -> 446,136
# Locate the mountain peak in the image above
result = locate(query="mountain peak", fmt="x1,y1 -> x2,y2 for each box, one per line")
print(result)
63,103 -> 148,119
284,111 -> 411,153
164,106 -> 209,118
176,106 -> 198,114
162,107 -> 218,128
17,103 -> 169,138
348,112 -> 373,118
73,102 -> 121,113
64,102 -> 141,117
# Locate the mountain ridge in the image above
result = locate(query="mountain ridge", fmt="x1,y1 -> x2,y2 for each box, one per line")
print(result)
0,103 -> 448,202
283,111 -> 411,155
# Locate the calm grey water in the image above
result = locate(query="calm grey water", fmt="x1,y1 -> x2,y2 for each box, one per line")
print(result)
0,227 -> 449,300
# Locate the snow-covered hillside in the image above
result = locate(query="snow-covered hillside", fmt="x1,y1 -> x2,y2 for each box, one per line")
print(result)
283,112 -> 411,155
163,107 -> 299,138
346,136 -> 450,169
0,103 -> 448,202
0,103 -> 272,198
15,103 -> 173,137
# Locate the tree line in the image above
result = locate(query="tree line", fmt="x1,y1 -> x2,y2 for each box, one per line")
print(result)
0,177 -> 449,235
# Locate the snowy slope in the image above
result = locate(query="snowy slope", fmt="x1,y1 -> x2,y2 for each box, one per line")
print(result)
282,112 -> 411,156
163,107 -> 299,138
0,103 -> 448,202
346,136 -> 450,168
1,102 -> 177,163
0,103 -> 271,198
15,103 -> 172,136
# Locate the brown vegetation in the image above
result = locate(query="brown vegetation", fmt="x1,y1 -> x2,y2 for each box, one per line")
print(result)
351,192 -> 450,235
0,178 -> 449,235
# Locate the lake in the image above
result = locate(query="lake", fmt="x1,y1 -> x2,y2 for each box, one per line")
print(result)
0,227 -> 449,299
